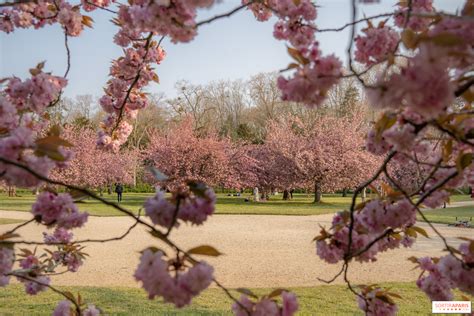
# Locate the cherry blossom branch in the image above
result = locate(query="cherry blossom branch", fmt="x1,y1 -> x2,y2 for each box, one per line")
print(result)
3,218 -> 36,236
0,156 -> 161,237
384,166 -> 465,264
343,264 -> 368,311
84,0 -> 117,14
63,29 -> 71,78
432,121 -> 474,147
0,156 -> 247,310
0,0 -> 34,7
9,272 -> 81,314
2,210 -> 142,246
111,32 -> 154,134
349,229 -> 395,260
317,263 -> 346,283
196,2 -> 252,27
346,150 -> 396,258
346,0 -> 363,87
315,12 -> 393,33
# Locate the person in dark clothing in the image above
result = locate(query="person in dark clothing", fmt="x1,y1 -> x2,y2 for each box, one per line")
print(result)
115,183 -> 123,202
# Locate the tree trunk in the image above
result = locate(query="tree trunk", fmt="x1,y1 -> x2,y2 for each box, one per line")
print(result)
361,187 -> 367,202
283,189 -> 290,200
8,186 -> 16,197
314,182 -> 322,203
107,184 -> 112,195
132,155 -> 137,188
342,188 -> 347,197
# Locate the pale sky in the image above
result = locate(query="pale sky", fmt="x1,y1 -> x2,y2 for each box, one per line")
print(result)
0,0 -> 463,99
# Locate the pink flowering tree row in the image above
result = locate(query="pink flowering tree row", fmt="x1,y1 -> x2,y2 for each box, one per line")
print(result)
50,126 -> 136,191
1,0 -> 474,315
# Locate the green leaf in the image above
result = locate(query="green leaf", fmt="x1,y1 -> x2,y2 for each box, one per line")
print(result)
386,292 -> 403,299
236,288 -> 258,299
286,46 -> 309,65
405,227 -> 417,238
34,135 -> 73,161
63,291 -> 76,304
456,152 -> 473,172
0,232 -> 20,241
430,33 -> 464,46
375,293 -> 395,305
411,226 -> 429,238
187,245 -> 223,257
267,288 -> 287,299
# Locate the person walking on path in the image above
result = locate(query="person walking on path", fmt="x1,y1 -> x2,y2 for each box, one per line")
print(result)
115,183 -> 123,203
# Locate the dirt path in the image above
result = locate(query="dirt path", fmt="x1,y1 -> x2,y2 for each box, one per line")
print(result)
2,210 -> 473,289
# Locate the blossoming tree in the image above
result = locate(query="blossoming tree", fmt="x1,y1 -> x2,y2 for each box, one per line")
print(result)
1,0 -> 473,315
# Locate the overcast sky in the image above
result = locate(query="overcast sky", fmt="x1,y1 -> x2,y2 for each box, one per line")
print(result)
0,0 -> 463,99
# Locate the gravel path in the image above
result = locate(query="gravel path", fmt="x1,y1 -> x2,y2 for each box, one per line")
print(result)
1,210 -> 473,289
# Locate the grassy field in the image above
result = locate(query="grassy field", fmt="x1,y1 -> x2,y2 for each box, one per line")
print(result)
419,206 -> 474,225
1,193 -> 472,223
0,218 -> 23,225
1,282 -> 471,315
0,193 -> 356,216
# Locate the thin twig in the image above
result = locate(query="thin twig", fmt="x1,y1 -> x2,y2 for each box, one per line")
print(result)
315,12 -> 393,33
196,3 -> 251,27
2,218 -> 36,236
111,32 -> 154,134
63,29 -> 71,78
10,273 -> 81,313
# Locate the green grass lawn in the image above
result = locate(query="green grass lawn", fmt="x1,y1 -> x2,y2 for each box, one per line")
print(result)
450,194 -> 474,202
1,282 -> 471,315
1,192 -> 472,219
0,218 -> 23,225
0,193 -> 357,216
418,206 -> 474,225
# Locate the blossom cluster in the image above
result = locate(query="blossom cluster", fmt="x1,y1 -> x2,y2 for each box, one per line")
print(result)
97,39 -> 165,151
17,254 -> 51,295
357,286 -> 398,316
416,240 -> 474,301
144,185 -> 216,228
394,0 -> 434,32
232,291 -> 298,316
0,0 -> 91,36
117,0 -> 214,44
0,66 -> 72,189
245,0 -> 342,108
134,249 -> 213,307
354,23 -> 399,66
53,300 -> 101,316
316,198 -> 418,264
43,227 -> 74,244
32,192 -> 88,229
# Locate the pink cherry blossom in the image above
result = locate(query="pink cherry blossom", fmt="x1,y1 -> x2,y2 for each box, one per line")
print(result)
134,250 -> 214,307
144,190 -> 177,228
32,192 -> 88,229
83,305 -> 101,316
394,0 -> 434,32
53,300 -> 72,316
43,228 -> 74,244
355,25 -> 399,65
357,287 -> 398,316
